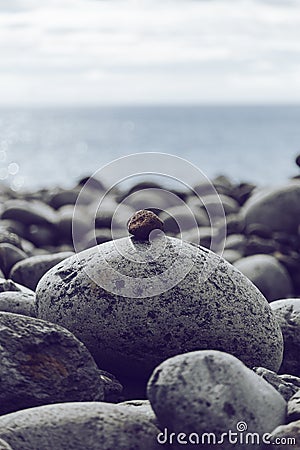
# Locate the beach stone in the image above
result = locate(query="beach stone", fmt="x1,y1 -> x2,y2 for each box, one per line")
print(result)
234,255 -> 294,302
25,224 -> 56,247
128,210 -> 164,240
0,402 -> 161,450
159,206 -> 209,234
95,199 -> 134,229
117,400 -> 158,426
224,234 -> 246,252
244,236 -> 276,256
1,199 -> 57,226
10,251 -> 74,291
99,369 -> 123,402
0,439 -> 12,450
123,188 -> 181,214
0,291 -> 36,317
201,193 -> 240,215
36,235 -> 283,382
57,205 -> 92,245
147,350 -> 286,450
242,182 -> 300,234
263,421 -> 300,449
184,226 -> 216,248
253,367 -> 300,401
49,188 -> 81,209
0,227 -> 23,250
0,243 -> 27,278
222,249 -> 242,264
287,391 -> 300,422
270,299 -> 300,377
230,182 -> 256,205
0,278 -> 34,295
0,311 -> 105,415
225,213 -> 245,235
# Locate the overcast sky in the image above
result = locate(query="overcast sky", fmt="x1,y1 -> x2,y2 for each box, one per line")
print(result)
1,0 -> 300,105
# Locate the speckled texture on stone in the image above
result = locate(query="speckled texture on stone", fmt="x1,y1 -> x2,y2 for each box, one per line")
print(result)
10,251 -> 74,291
242,182 -> 300,234
0,402 -> 161,450
270,299 -> 300,377
36,236 -> 283,380
234,254 -> 294,302
0,312 -> 104,415
0,291 -> 36,317
147,350 -> 287,450
253,367 -> 300,401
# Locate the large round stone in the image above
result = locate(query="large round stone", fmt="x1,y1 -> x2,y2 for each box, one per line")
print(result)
36,236 -> 283,380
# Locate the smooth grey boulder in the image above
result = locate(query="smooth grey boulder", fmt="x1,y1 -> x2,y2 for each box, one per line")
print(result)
0,291 -> 36,317
10,251 -> 74,291
36,236 -> 283,380
148,350 -> 287,450
1,199 -> 57,226
0,312 -> 104,415
253,367 -> 300,401
234,254 -> 293,302
0,402 -> 161,450
270,299 -> 300,377
242,182 -> 300,234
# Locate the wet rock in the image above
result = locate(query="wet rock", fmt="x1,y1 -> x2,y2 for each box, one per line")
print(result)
242,182 -> 300,234
0,402 -> 161,450
253,367 -> 299,401
36,236 -> 283,382
270,299 -> 300,377
0,312 -> 104,415
0,291 -> 36,317
147,350 -> 286,450
0,243 -> 27,278
234,255 -> 294,302
10,251 -> 74,291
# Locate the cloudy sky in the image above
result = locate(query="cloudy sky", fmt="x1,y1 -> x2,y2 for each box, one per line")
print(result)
0,0 -> 300,105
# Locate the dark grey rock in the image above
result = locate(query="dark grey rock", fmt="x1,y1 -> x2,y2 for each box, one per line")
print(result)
242,182 -> 300,234
0,312 -> 104,415
253,367 -> 299,401
222,249 -> 242,264
0,291 -> 36,317
1,199 -> 57,226
10,251 -> 74,291
147,350 -> 286,450
99,369 -> 123,402
36,236 -> 283,381
234,254 -> 294,302
287,391 -> 300,423
0,402 -> 161,450
270,299 -> 300,377
159,206 -> 209,233
262,420 -> 300,449
224,233 -> 246,252
0,243 -> 27,278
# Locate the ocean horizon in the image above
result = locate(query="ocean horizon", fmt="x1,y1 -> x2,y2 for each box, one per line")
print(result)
1,104 -> 300,192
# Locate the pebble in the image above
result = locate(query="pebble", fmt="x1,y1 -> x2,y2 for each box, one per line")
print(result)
0,311 -> 105,415
127,210 -> 164,240
0,402 -> 161,450
1,199 -> 57,226
253,367 -> 300,401
147,350 -> 286,449
0,291 -> 36,317
0,278 -> 34,295
242,182 -> 300,234
222,249 -> 242,264
159,205 -> 209,234
36,235 -> 283,383
57,204 -> 92,246
270,299 -> 300,377
10,251 -> 74,291
234,254 -> 294,302
224,233 -> 246,252
0,243 -> 27,278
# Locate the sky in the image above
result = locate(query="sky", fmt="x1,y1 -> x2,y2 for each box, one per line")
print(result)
0,0 -> 300,105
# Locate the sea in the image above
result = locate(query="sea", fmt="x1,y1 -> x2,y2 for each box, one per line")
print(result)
0,104 -> 300,192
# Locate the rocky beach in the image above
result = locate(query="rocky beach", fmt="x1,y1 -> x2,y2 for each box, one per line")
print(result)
0,158 -> 300,449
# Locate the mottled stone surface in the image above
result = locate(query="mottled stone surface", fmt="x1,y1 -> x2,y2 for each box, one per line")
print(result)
0,402 -> 161,450
10,251 -> 74,291
36,236 -> 283,380
234,254 -> 293,302
270,299 -> 300,377
147,350 -> 286,450
287,391 -> 300,423
0,312 -> 104,415
0,291 -> 36,317
253,367 -> 300,401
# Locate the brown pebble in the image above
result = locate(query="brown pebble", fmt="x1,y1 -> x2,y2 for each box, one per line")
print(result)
127,210 -> 164,240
